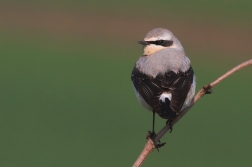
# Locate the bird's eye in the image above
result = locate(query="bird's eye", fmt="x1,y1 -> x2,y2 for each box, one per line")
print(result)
157,40 -> 164,45
160,40 -> 174,46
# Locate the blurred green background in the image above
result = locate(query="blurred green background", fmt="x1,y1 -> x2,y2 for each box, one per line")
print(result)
0,1 -> 252,167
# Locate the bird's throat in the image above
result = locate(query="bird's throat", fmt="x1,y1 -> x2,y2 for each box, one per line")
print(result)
143,45 -> 164,56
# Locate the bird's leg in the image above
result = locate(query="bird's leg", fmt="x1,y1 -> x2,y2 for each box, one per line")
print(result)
146,111 -> 166,151
152,110 -> 155,134
147,111 -> 156,140
166,119 -> 173,133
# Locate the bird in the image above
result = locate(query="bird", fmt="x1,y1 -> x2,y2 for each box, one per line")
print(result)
131,28 -> 196,139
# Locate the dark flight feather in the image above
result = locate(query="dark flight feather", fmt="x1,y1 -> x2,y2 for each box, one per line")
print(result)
131,65 -> 194,119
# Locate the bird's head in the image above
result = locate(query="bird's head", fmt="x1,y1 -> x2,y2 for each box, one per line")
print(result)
138,28 -> 184,56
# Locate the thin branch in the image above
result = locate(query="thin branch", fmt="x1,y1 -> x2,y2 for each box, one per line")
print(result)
132,139 -> 155,167
133,59 -> 252,167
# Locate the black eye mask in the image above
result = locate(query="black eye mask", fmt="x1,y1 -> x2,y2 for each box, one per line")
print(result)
147,40 -> 173,47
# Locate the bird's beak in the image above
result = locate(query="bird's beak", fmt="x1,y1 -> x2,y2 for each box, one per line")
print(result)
138,41 -> 149,46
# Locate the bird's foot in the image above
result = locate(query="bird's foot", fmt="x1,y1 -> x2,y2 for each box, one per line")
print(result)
146,131 -> 166,152
155,141 -> 166,151
203,84 -> 212,94
166,120 -> 173,133
146,131 -> 156,140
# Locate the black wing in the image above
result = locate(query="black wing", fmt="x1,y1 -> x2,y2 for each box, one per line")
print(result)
131,65 -> 194,119
161,66 -> 194,112
131,66 -> 163,113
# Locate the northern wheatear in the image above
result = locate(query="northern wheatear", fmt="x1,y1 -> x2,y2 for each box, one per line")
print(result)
131,28 -> 196,137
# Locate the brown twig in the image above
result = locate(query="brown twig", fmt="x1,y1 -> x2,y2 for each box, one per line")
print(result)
132,59 -> 252,167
